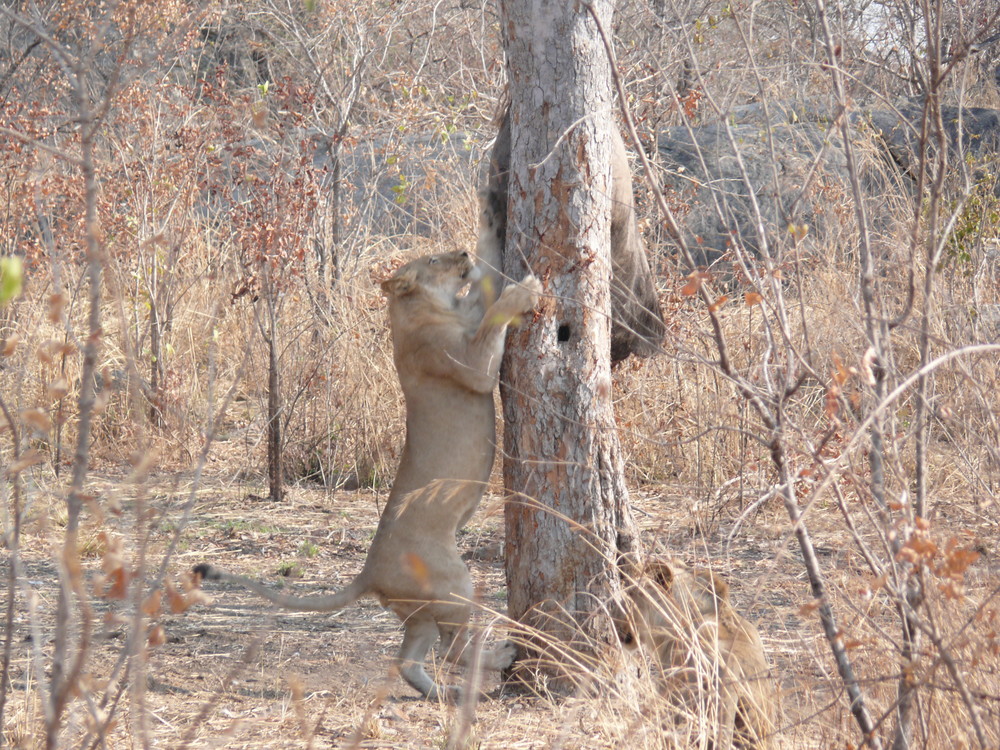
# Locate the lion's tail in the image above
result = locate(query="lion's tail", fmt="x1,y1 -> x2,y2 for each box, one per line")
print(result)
193,563 -> 367,612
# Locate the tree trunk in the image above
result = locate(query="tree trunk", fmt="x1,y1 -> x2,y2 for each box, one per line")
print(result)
499,0 -> 637,671
266,294 -> 283,502
149,294 -> 165,429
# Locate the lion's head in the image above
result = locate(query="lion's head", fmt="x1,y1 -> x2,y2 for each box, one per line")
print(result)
380,250 -> 485,314
618,556 -> 732,666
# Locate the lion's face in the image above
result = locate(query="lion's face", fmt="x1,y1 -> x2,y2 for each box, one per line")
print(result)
618,556 -> 777,747
620,558 -> 729,663
380,251 -> 484,311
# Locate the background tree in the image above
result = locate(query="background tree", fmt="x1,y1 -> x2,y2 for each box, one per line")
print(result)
0,0 -> 998,745
498,0 -> 638,672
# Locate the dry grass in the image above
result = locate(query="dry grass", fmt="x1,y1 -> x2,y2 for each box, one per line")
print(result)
2,5 -> 1000,745
3,465 -> 996,748
4,139 -> 1000,745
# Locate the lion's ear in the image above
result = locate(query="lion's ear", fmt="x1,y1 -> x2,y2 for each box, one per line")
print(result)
708,572 -> 730,603
692,569 -> 730,607
381,269 -> 416,297
646,559 -> 675,592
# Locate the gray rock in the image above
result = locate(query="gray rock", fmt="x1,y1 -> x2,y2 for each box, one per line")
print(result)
864,100 -> 1000,183
654,101 -> 1000,265
654,118 -> 894,265
273,101 -> 1000,272
313,131 -> 483,241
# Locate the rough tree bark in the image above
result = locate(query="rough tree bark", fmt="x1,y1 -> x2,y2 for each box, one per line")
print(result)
499,0 -> 637,665
264,291 -> 283,502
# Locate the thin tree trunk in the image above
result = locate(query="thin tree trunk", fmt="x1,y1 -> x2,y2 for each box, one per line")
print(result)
266,294 -> 283,502
893,33 -> 949,746
328,135 -> 342,284
149,294 -> 165,429
50,66 -> 101,750
0,395 -> 22,746
499,0 -> 637,672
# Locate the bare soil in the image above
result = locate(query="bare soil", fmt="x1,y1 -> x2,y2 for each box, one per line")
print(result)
4,471 -> 996,748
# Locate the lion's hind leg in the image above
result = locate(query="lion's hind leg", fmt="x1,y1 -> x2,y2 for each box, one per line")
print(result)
432,574 -> 517,674
438,622 -> 517,672
396,617 -> 463,702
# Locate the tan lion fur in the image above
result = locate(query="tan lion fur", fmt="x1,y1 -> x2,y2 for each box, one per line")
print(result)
196,250 -> 541,701
619,556 -> 778,749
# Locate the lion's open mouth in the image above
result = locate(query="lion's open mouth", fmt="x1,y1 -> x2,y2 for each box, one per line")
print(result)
455,263 -> 482,300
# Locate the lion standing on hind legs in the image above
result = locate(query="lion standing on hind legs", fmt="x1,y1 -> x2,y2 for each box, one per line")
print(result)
195,250 -> 541,702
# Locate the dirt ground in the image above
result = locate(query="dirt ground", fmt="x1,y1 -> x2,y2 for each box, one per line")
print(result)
3,471 -> 996,749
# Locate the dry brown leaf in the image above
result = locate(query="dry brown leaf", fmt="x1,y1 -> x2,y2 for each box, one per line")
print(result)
831,353 -> 849,386
48,292 -> 68,323
798,599 -> 821,616
148,625 -> 166,647
21,408 -> 51,433
36,339 -> 61,364
47,377 -> 70,401
708,295 -> 728,313
825,385 -> 840,420
142,589 -> 163,617
166,582 -> 190,614
105,567 -> 130,599
6,449 -> 43,474
2,334 -> 19,356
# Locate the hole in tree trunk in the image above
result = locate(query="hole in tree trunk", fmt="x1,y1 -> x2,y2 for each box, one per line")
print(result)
557,324 -> 570,343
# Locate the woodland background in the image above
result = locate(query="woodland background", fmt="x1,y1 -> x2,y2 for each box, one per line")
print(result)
1,0 -> 999,747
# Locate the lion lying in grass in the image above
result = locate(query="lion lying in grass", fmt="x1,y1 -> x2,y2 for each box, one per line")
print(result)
196,250 -> 541,701
619,556 -> 778,749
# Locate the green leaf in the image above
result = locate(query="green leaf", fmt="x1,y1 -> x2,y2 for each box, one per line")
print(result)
0,256 -> 24,306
